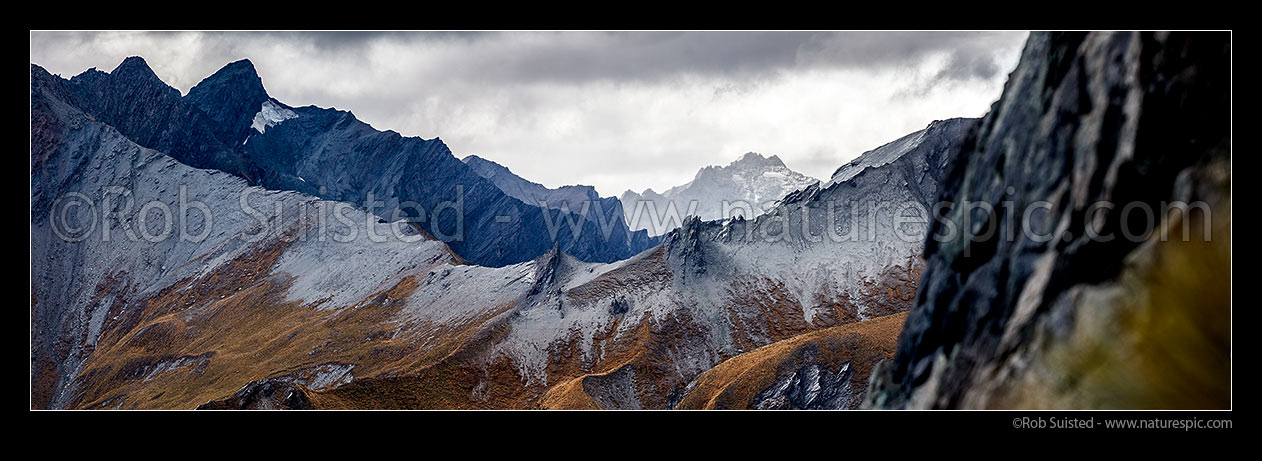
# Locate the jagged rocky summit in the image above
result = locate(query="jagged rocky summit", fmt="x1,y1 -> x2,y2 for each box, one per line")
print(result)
619,152 -> 819,236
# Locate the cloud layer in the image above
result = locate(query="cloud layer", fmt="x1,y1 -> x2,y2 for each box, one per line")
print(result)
30,31 -> 1028,196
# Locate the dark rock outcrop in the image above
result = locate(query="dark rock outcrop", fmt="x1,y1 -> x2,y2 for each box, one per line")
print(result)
196,379 -> 311,410
864,32 -> 1231,409
752,358 -> 855,410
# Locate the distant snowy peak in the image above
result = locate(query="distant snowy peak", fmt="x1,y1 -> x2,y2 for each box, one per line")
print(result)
718,151 -> 787,170
251,99 -> 298,134
621,152 -> 819,236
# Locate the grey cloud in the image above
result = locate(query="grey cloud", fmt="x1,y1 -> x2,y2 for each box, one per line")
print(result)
795,145 -> 843,179
377,31 -> 1024,85
798,31 -> 1026,79
32,31 -> 1024,87
410,31 -> 818,85
935,50 -> 1003,82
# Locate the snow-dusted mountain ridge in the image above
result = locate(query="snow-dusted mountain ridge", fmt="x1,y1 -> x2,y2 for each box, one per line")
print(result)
826,118 -> 973,187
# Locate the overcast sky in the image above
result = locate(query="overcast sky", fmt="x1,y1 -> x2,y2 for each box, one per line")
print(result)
31,31 -> 1028,196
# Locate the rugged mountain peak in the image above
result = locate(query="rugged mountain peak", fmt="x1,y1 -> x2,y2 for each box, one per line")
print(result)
697,152 -> 788,179
221,58 -> 258,75
664,215 -> 717,277
67,67 -> 108,84
464,154 -> 521,182
733,152 -> 784,168
110,56 -> 162,82
188,59 -> 266,99
185,58 -> 272,145
50,56 -> 245,177
622,151 -> 818,235
73,56 -> 180,102
31,64 -> 77,106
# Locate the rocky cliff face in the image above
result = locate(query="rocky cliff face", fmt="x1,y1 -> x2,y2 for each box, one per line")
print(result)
184,59 -> 272,147
863,32 -> 1231,409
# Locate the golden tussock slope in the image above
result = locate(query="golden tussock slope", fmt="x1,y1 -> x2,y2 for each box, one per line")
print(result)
674,311 -> 906,410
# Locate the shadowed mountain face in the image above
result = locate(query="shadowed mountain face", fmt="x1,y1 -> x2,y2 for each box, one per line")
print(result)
47,57 -> 657,267
463,155 -> 602,212
184,59 -> 271,147
674,312 -> 906,410
461,155 -> 660,255
864,32 -> 1231,409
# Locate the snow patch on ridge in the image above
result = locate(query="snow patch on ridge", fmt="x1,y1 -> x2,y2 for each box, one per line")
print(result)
251,100 -> 298,133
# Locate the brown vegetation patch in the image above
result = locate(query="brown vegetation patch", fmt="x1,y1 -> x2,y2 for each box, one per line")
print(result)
810,259 -> 921,327
538,374 -> 603,410
725,276 -> 814,353
535,309 -> 718,409
675,311 -> 907,410
65,231 -> 503,409
565,247 -> 669,305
